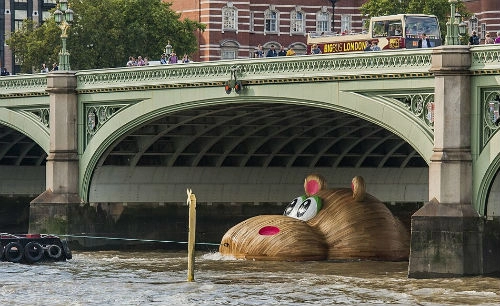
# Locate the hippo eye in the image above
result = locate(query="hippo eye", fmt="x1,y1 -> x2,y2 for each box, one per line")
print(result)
296,196 -> 322,221
283,196 -> 306,217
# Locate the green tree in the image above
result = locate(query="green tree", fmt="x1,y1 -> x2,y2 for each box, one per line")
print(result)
360,0 -> 470,43
7,0 -> 205,72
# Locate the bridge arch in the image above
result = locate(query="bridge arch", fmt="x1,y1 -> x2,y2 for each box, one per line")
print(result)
0,108 -> 49,153
475,131 -> 500,216
79,89 -> 433,202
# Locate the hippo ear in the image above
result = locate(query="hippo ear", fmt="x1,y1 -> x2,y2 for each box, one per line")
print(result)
351,176 -> 366,201
304,174 -> 326,196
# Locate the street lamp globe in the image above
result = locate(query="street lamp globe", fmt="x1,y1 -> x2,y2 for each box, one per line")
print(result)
165,41 -> 172,56
59,0 -> 68,11
65,7 -> 74,23
54,9 -> 63,23
458,21 -> 467,36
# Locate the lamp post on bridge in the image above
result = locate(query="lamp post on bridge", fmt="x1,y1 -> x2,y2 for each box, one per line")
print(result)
445,0 -> 467,45
54,0 -> 74,71
165,41 -> 172,63
327,0 -> 338,33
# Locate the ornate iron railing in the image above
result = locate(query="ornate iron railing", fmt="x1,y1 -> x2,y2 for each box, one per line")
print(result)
74,49 -> 433,93
0,50 -> 434,96
0,74 -> 48,98
470,45 -> 500,71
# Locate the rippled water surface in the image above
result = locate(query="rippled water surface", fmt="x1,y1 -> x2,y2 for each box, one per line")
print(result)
1,251 -> 499,305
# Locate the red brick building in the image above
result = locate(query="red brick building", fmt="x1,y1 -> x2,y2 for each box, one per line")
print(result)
463,0 -> 500,40
170,0 -> 365,61
169,0 -> 500,62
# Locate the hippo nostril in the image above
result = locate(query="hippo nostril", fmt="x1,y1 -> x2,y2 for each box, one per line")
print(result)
258,226 -> 280,235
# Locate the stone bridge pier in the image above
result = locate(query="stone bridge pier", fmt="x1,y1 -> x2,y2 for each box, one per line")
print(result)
408,46 -> 483,278
29,72 -> 87,235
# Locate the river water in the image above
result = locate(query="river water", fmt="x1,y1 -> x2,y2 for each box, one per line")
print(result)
2,251 -> 499,305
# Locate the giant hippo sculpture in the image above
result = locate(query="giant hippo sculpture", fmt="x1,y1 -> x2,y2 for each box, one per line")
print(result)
219,174 -> 409,261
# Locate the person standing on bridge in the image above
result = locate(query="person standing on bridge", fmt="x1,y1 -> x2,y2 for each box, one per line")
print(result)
1,67 -> 9,76
40,63 -> 49,73
160,53 -> 168,64
254,44 -> 264,58
169,52 -> 178,64
266,45 -> 278,57
311,44 -> 322,55
364,40 -> 372,51
485,33 -> 494,44
495,32 -> 500,44
278,45 -> 287,56
418,33 -> 431,48
469,31 -> 480,45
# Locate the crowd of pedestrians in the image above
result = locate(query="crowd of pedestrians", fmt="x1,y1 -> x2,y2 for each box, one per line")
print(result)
40,63 -> 58,73
127,52 -> 190,66
126,56 -> 150,67
254,44 -> 298,57
252,43 -> 305,57
364,40 -> 381,51
473,31 -> 500,45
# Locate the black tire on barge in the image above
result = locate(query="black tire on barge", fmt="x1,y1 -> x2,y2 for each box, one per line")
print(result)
4,242 -> 24,263
24,241 -> 44,263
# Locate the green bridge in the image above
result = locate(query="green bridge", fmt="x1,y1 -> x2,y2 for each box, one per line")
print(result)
1,45 -> 500,277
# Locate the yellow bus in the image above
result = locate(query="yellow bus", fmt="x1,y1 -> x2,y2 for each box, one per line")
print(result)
307,14 -> 441,54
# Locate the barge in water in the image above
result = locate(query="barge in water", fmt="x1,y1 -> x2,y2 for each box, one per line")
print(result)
1,233 -> 72,263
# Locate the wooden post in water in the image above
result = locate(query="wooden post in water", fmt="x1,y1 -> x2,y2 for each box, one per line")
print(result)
186,188 -> 196,282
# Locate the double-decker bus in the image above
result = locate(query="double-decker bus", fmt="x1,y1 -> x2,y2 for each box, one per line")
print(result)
307,14 -> 441,54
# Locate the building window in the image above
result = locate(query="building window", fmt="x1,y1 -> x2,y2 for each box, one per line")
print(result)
220,40 -> 239,60
222,3 -> 237,32
42,11 -> 52,20
291,10 -> 305,34
221,50 -> 236,60
15,0 -> 28,2
265,10 -> 278,33
341,14 -> 352,33
43,0 -> 57,3
250,11 -> 254,32
481,23 -> 486,40
14,10 -> 28,31
316,11 -> 329,33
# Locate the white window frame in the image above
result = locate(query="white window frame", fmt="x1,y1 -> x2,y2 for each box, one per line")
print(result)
290,10 -> 305,34
265,9 -> 279,34
341,14 -> 352,33
316,11 -> 330,33
481,23 -> 486,40
222,3 -> 237,33
42,11 -> 52,21
220,40 -> 239,60
249,11 -> 254,32
14,10 -> 27,31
